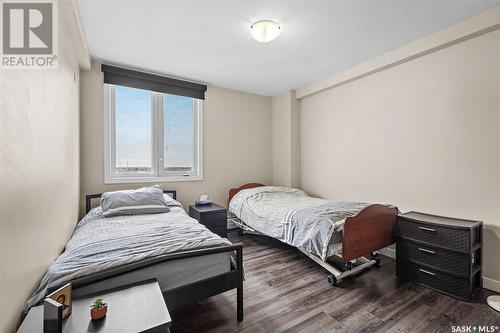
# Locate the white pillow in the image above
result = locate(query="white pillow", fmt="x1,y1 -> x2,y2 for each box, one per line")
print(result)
101,185 -> 170,217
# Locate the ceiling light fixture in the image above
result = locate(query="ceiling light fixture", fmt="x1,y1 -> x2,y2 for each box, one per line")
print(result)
250,20 -> 281,43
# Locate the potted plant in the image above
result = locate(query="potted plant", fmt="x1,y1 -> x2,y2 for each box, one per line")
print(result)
90,298 -> 107,320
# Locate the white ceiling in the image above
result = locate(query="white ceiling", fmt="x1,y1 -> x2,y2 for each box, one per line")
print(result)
79,0 -> 500,96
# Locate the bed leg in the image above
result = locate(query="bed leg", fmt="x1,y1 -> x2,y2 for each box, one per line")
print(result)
344,262 -> 353,270
236,245 -> 244,321
237,285 -> 243,321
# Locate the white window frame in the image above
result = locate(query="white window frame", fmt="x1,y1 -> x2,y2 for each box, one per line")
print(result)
103,84 -> 203,184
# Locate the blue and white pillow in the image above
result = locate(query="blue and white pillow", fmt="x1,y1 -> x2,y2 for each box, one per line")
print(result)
101,185 -> 170,217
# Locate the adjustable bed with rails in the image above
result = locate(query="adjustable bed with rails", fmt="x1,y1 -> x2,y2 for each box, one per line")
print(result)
228,183 -> 397,285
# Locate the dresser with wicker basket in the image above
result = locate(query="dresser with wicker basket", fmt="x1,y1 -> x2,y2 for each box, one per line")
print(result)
396,211 -> 482,301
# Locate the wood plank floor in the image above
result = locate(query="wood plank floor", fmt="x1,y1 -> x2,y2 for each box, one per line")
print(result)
171,231 -> 500,333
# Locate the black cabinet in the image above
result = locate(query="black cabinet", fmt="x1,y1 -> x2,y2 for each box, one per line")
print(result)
396,211 -> 482,301
189,204 -> 228,238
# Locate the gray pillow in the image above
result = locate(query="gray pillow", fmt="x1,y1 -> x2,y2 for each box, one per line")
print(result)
101,185 -> 170,217
163,194 -> 183,208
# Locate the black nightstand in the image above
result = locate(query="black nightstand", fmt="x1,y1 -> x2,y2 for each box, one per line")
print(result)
189,204 -> 228,238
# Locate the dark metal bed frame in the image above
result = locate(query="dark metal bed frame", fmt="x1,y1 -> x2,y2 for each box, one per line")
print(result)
78,190 -> 244,320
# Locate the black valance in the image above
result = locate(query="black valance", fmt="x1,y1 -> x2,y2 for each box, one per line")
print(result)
101,64 -> 207,100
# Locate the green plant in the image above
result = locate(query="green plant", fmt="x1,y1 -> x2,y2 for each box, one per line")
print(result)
90,298 -> 107,310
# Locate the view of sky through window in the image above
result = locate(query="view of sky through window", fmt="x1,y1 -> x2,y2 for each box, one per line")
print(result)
115,86 -> 152,172
114,85 -> 194,174
164,94 -> 194,172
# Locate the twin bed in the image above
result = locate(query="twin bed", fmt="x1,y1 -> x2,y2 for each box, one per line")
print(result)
24,184 -> 397,326
25,189 -> 243,322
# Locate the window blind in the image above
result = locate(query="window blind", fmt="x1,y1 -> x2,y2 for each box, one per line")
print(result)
101,64 -> 207,100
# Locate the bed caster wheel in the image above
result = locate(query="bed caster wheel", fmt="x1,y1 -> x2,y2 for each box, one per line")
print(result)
327,275 -> 338,286
345,262 -> 353,271
374,257 -> 381,266
370,251 -> 379,258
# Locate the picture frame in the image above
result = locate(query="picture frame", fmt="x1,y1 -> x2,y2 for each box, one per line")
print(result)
46,283 -> 72,318
43,298 -> 63,333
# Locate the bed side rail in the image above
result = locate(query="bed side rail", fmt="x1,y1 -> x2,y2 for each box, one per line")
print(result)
163,243 -> 243,320
66,244 -> 242,291
342,205 -> 398,261
35,244 -> 244,322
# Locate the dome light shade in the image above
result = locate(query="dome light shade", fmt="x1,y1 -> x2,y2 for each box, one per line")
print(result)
250,20 -> 281,43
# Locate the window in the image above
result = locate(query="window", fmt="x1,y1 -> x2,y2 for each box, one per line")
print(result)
115,86 -> 152,174
104,84 -> 203,183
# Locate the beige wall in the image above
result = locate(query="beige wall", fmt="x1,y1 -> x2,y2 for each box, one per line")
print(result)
272,90 -> 300,187
300,29 -> 500,290
0,4 -> 86,332
80,62 -> 272,213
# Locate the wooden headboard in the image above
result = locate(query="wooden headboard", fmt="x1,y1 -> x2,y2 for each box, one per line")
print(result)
228,183 -> 265,203
85,190 -> 177,214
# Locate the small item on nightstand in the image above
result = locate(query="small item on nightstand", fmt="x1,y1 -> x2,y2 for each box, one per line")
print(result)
90,298 -> 107,320
195,200 -> 213,206
43,298 -> 63,333
46,283 -> 72,319
196,194 -> 212,206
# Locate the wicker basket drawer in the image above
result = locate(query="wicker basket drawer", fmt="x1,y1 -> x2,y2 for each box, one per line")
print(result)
396,219 -> 470,251
397,259 -> 472,301
396,239 -> 470,276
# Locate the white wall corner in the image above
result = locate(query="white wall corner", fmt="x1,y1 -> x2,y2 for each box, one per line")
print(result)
289,90 -> 300,188
272,90 -> 301,188
67,0 -> 91,70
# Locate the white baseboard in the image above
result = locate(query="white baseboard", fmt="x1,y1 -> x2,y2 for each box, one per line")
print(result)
483,277 -> 500,293
379,247 -> 396,259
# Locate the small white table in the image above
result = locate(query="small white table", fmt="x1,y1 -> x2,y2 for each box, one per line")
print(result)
18,279 -> 171,333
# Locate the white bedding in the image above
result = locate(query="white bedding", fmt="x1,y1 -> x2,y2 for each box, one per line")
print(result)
229,186 -> 373,260
230,186 -> 329,235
